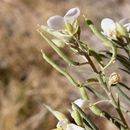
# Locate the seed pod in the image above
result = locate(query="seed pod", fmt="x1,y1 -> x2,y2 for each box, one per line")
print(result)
79,87 -> 89,100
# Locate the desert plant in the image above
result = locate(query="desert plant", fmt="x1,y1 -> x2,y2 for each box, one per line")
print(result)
38,7 -> 130,130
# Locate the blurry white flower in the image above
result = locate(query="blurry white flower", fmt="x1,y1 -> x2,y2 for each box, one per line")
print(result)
47,7 -> 80,31
47,16 -> 64,31
64,8 -> 80,23
101,18 -> 130,38
66,123 -> 85,130
101,18 -> 116,37
73,98 -> 87,109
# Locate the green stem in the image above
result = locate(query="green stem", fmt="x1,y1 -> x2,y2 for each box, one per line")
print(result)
83,52 -> 99,73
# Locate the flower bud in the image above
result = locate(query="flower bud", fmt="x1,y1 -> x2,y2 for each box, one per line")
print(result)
79,87 -> 89,100
116,23 -> 128,38
71,110 -> 83,126
109,72 -> 120,85
89,104 -> 103,117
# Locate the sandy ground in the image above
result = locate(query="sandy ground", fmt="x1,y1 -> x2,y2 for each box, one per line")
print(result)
0,0 -> 130,130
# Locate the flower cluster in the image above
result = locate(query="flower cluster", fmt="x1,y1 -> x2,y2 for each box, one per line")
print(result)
47,7 -> 80,32
38,7 -> 130,130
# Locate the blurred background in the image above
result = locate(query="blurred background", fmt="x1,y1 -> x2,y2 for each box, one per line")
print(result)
0,0 -> 130,130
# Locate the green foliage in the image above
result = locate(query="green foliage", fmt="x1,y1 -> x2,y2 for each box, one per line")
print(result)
38,7 -> 130,130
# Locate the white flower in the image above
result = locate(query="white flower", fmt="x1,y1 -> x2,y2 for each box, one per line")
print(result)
101,18 -> 130,37
47,16 -> 64,31
101,18 -> 116,37
66,123 -> 85,130
73,98 -> 87,109
47,7 -> 80,31
64,8 -> 80,23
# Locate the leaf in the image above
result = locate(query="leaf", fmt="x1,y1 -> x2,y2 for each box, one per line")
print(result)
116,87 -> 130,104
89,49 -> 104,66
118,82 -> 130,91
116,54 -> 130,70
105,51 -> 130,71
120,68 -> 130,75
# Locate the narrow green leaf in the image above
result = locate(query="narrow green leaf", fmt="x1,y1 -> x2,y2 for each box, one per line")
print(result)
118,82 -> 130,91
89,49 -> 104,66
116,87 -> 130,104
120,68 -> 130,75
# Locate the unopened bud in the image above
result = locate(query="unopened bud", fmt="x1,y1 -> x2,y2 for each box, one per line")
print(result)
116,23 -> 128,37
109,72 -> 120,85
71,110 -> 83,126
89,104 -> 103,117
79,87 -> 89,100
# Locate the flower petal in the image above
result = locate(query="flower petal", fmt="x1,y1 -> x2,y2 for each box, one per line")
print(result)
73,98 -> 87,109
101,18 -> 116,36
64,7 -> 80,23
47,16 -> 64,31
66,124 -> 85,130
